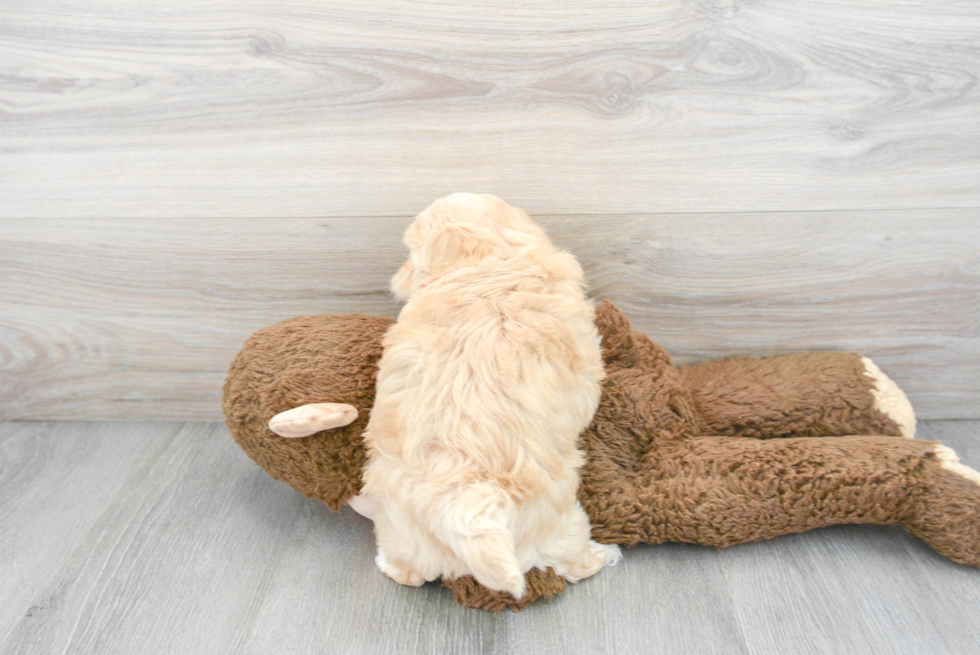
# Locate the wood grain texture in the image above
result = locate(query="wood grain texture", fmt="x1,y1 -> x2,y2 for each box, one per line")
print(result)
1,422 -> 307,655
1,0 -> 979,217
0,422 -> 178,645
1,420 -> 979,654
2,212 -> 978,420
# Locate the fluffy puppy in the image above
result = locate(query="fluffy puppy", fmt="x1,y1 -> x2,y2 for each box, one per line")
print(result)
362,193 -> 620,598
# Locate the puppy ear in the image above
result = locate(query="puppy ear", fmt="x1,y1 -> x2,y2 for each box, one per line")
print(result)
390,259 -> 416,301
426,225 -> 493,272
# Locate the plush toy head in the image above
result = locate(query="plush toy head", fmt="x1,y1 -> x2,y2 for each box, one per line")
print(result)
223,313 -> 389,511
224,302 -> 980,611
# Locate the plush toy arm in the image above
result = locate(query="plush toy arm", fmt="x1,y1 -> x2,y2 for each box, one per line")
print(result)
585,435 -> 980,567
678,352 -> 915,439
268,403 -> 359,437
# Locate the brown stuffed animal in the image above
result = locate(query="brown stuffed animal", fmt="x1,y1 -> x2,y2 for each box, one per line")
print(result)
222,301 -> 980,611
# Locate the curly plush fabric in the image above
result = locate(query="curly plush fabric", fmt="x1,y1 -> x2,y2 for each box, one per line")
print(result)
223,313 -> 388,510
223,302 -> 980,611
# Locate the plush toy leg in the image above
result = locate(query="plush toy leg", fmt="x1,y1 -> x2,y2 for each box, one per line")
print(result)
678,352 -> 914,439
905,446 -> 980,566
585,435 -> 980,568
267,403 -> 359,437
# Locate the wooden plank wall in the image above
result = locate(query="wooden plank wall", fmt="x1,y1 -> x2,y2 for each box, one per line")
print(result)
1,1 -> 979,420
2,215 -> 978,420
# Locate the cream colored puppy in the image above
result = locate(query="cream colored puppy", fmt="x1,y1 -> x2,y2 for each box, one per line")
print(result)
362,193 -> 620,599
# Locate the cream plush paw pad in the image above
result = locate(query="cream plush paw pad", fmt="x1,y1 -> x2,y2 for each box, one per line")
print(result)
862,357 -> 917,438
933,445 -> 980,486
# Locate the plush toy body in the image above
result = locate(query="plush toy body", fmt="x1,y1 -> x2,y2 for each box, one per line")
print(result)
223,302 -> 980,611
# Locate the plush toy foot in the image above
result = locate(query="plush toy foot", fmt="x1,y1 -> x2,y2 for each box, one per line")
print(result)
267,403 -> 358,437
862,357 -> 916,438
375,550 -> 427,587
906,445 -> 980,566
442,568 -> 569,612
555,541 -> 622,583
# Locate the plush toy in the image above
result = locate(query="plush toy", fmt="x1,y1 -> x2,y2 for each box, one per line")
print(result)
222,301 -> 980,611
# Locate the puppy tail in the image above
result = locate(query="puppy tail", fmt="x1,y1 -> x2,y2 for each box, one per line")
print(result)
438,482 -> 525,599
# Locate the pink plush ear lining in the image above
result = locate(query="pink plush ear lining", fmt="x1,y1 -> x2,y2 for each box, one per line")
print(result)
267,403 -> 359,438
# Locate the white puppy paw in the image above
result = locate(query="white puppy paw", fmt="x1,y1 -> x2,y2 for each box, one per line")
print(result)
556,541 -> 622,583
268,403 -> 358,437
375,550 -> 426,587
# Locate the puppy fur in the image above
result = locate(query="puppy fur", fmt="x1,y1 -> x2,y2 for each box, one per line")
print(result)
362,193 -> 620,598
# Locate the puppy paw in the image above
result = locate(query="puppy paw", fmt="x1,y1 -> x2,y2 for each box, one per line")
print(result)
268,403 -> 358,437
557,541 -> 622,583
375,550 -> 426,587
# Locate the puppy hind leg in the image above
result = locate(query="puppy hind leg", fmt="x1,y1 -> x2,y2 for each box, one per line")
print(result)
550,503 -> 621,583
558,541 -> 622,583
375,549 -> 426,587
373,506 -> 430,587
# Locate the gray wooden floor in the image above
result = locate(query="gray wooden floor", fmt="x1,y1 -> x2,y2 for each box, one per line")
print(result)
2,421 -> 978,655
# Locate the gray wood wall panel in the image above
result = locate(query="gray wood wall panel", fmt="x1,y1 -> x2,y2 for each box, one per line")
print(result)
2,212 -> 978,421
1,1 -> 979,218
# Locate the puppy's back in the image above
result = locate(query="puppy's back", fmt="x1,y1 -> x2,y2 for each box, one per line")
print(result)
370,250 -> 603,595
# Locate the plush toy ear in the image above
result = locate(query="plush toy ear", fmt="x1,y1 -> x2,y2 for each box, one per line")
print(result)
268,403 -> 359,438
594,301 -> 635,361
